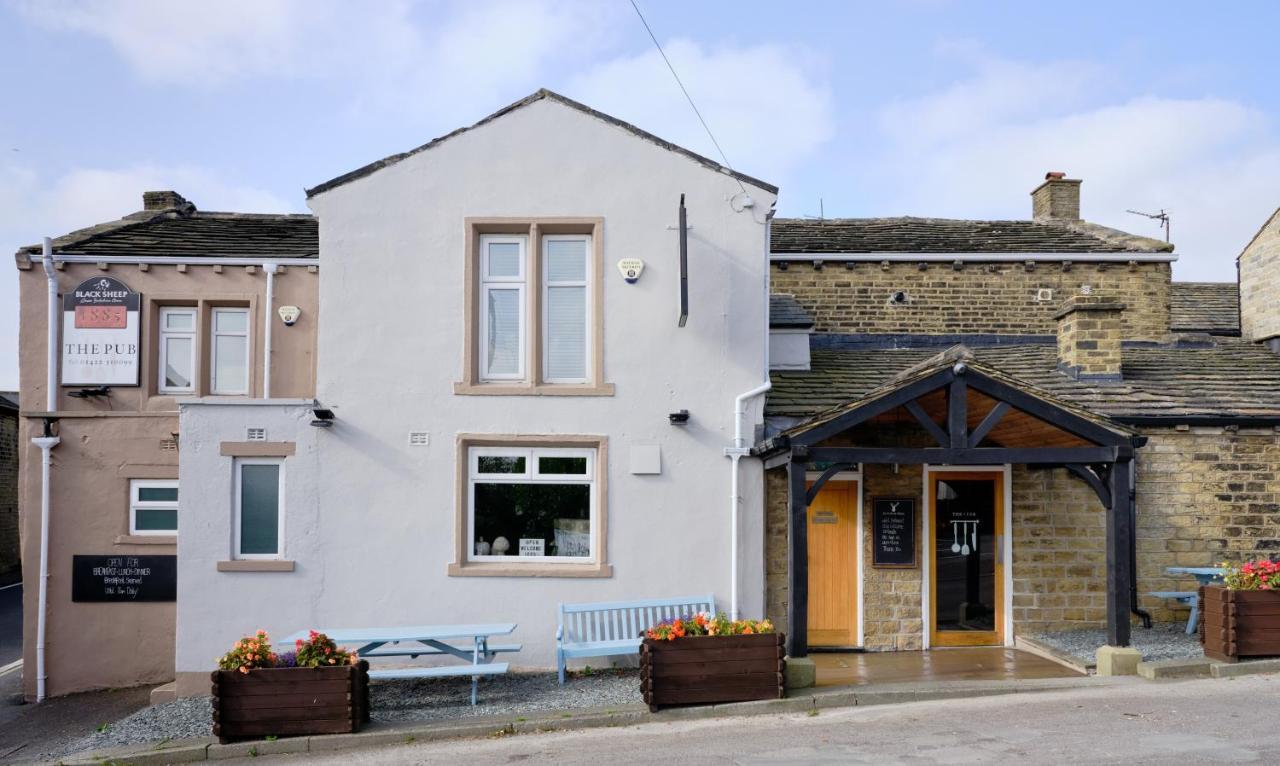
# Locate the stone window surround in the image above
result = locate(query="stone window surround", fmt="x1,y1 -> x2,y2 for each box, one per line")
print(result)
449,433 -> 612,578
454,218 -> 613,396
216,441 -> 296,572
145,294 -> 259,403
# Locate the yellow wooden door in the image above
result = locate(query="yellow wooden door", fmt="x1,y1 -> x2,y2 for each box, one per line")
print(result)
807,481 -> 858,647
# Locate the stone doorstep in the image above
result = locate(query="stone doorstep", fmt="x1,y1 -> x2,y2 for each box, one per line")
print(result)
60,678 -> 1105,764
150,680 -> 178,706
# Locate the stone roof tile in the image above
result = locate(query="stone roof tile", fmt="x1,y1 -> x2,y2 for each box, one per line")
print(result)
1170,282 -> 1239,335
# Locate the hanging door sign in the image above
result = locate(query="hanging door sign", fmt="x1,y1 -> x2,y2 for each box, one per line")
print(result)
61,276 -> 141,386
872,497 -> 917,568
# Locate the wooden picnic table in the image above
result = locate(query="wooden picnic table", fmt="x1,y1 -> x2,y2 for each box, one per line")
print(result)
279,623 -> 519,705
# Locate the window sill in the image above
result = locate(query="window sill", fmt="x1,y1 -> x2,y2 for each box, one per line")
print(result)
217,560 -> 295,572
452,382 -> 615,397
115,535 -> 177,546
447,561 -> 612,578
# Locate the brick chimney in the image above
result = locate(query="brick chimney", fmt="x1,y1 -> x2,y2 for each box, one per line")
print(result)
142,190 -> 192,212
1032,172 -> 1081,220
1054,292 -> 1125,381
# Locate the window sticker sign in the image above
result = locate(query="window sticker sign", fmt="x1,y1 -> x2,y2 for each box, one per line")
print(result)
61,276 -> 141,386
519,538 -> 545,557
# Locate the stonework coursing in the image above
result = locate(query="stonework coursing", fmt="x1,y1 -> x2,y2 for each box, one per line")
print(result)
770,261 -> 1170,341
1239,210 -> 1280,342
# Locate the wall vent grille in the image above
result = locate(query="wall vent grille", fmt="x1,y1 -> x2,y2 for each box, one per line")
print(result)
246,427 -> 268,441
408,431 -> 430,447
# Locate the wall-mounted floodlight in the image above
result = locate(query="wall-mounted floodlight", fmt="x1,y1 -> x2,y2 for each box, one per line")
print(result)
669,410 -> 690,426
311,407 -> 335,428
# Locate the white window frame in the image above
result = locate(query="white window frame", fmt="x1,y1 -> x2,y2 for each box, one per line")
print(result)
233,457 -> 285,560
129,479 -> 179,536
478,235 -> 527,382
541,234 -> 592,384
467,446 -> 596,564
158,307 -> 197,394
210,307 -> 251,395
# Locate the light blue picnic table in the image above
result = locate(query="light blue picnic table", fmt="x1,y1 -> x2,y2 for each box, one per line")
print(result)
1166,566 -> 1226,586
1155,567 -> 1226,635
280,623 -> 519,705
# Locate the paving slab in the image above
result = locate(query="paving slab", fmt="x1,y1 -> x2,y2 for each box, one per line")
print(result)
1137,657 -> 1213,680
1210,658 -> 1280,678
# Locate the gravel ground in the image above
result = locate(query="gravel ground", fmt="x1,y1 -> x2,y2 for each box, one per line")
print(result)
46,670 -> 640,761
1029,622 -> 1202,665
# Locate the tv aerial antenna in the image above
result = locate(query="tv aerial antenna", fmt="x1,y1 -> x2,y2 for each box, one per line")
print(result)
1126,208 -> 1170,242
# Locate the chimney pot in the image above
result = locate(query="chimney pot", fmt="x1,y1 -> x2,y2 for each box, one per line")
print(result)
1032,173 -> 1081,220
143,190 -> 193,212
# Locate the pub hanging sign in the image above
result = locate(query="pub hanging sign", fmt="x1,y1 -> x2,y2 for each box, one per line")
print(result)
61,276 -> 141,386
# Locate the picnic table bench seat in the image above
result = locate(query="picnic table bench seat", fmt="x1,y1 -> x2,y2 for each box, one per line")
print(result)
1147,590 -> 1199,635
367,663 -> 510,681
556,594 -> 715,684
361,643 -> 522,659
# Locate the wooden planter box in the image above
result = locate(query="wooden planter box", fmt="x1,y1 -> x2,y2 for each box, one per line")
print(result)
211,661 -> 370,743
640,633 -> 784,712
1202,586 -> 1280,662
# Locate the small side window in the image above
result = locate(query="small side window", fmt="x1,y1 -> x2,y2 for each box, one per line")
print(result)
234,458 -> 284,559
130,479 -> 178,535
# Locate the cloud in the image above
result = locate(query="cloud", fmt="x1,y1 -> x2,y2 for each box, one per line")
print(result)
0,160 -> 294,388
867,53 -> 1280,279
566,38 -> 835,187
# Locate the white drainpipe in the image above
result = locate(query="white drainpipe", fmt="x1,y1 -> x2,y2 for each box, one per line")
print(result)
725,211 -> 774,620
35,237 -> 61,702
262,263 -> 278,399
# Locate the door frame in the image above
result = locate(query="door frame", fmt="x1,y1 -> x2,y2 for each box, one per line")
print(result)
921,465 -> 1013,649
806,470 -> 863,649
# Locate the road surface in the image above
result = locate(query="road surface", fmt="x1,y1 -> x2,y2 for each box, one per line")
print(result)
240,674 -> 1280,765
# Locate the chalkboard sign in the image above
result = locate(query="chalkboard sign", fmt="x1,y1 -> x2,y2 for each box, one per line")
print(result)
72,555 -> 176,602
872,498 -> 917,568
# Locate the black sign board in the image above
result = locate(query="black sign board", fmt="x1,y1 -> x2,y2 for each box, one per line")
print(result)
872,498 -> 917,568
72,555 -> 176,602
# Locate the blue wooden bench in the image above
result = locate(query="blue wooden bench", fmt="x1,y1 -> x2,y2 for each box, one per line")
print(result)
556,594 -> 715,684
1148,591 -> 1199,634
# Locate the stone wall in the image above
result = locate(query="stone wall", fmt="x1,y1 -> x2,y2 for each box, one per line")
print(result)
860,464 -> 924,650
770,261 -> 1170,341
0,409 -> 17,577
1010,467 -> 1107,633
1240,210 -> 1280,342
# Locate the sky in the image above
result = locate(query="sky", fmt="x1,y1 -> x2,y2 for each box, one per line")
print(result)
3,0 -> 1279,390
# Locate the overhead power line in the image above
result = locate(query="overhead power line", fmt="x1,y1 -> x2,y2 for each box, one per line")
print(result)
627,0 -> 747,193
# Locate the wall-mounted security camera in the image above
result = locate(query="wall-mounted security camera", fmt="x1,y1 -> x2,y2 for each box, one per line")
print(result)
278,305 -> 302,326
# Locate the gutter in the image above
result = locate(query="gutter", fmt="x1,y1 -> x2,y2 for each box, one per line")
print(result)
769,252 -> 1178,264
1113,415 -> 1280,428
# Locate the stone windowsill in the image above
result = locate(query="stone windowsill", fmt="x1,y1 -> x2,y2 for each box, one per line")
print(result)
447,561 -> 612,578
114,535 -> 177,546
216,560 -> 296,572
452,382 -> 615,397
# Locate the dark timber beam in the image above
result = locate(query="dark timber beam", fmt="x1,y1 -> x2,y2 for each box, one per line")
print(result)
966,374 -> 1131,448
1064,463 -> 1111,509
968,401 -> 1011,448
786,457 -> 809,658
905,400 -> 949,447
947,377 -> 968,448
1106,457 -> 1134,647
808,446 -> 1121,465
806,462 -> 857,505
793,368 -> 956,446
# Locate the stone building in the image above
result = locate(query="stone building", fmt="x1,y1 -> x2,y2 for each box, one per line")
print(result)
760,174 -> 1280,661
0,392 -> 17,579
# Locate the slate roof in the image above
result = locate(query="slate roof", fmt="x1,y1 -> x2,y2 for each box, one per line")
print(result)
1170,282 -> 1239,335
307,89 -> 777,198
770,217 -> 1173,254
767,341 -> 1280,422
770,294 -> 814,328
16,200 -> 317,260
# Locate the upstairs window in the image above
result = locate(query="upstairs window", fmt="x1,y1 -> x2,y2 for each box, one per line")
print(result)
479,236 -> 527,381
211,308 -> 250,395
542,236 -> 590,383
158,307 -> 197,394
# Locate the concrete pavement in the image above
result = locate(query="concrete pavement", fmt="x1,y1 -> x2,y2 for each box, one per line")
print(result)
231,675 -> 1280,765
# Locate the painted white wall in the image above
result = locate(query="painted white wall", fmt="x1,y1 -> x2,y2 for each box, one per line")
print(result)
769,329 -> 811,370
176,98 -> 775,674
